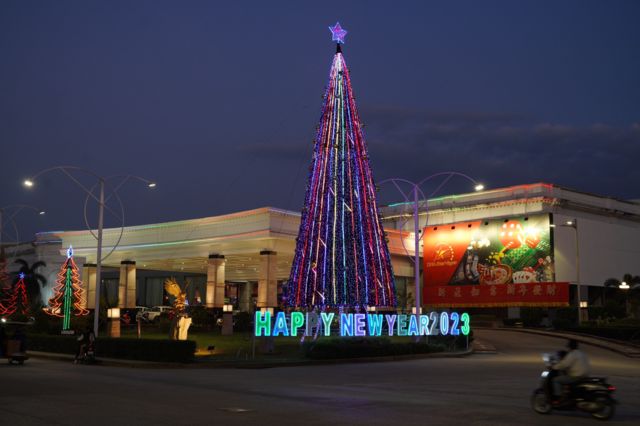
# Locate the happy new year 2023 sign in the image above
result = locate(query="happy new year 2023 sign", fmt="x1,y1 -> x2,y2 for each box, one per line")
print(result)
423,214 -> 569,307
254,311 -> 470,337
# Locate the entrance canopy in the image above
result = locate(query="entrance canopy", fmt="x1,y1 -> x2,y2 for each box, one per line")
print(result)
36,207 -> 415,283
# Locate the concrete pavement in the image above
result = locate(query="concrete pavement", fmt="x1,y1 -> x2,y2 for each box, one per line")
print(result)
1,329 -> 639,425
489,327 -> 640,358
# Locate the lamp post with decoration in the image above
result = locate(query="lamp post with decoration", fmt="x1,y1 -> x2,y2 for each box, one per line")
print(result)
23,166 -> 156,336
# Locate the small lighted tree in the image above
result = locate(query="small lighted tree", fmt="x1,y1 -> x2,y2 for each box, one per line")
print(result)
1,272 -> 29,318
44,246 -> 89,330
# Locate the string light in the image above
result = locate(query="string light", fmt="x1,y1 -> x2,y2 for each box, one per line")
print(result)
44,245 -> 89,330
287,24 -> 396,309
0,272 -> 29,317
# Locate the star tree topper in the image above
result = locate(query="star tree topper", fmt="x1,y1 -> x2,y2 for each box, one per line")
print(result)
329,22 -> 347,44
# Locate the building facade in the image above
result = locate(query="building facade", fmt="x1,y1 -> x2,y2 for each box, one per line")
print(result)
8,183 -> 640,315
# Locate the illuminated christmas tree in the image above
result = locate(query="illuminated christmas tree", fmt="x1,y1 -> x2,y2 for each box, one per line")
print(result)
1,272 -> 29,317
44,246 -> 89,330
287,23 -> 396,309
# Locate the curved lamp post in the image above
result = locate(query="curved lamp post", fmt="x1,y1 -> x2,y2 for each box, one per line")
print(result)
379,172 -> 484,320
23,166 -> 156,336
0,205 -> 46,260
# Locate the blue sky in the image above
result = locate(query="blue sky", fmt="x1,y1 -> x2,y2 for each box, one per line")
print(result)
1,0 -> 639,238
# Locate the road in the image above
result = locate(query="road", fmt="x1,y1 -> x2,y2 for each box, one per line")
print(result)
1,330 -> 639,425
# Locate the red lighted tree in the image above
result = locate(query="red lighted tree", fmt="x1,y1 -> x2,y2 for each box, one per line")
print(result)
1,272 -> 29,317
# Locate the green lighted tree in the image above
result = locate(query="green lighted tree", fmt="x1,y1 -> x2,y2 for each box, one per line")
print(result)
43,247 -> 88,330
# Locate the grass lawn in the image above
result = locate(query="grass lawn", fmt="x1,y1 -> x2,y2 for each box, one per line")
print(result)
118,325 -> 468,363
119,326 -> 306,361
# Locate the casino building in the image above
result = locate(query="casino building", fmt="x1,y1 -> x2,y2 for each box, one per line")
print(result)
11,182 -> 640,318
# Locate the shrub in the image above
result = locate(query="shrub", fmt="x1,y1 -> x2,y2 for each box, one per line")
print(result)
28,334 -> 78,354
27,334 -> 196,363
553,307 -> 577,327
521,308 -> 545,327
157,312 -> 172,333
503,318 -> 523,327
234,312 -> 253,332
29,309 -> 94,335
563,326 -> 640,342
609,318 -> 640,327
189,306 -> 215,330
302,337 -> 445,360
552,318 -> 573,329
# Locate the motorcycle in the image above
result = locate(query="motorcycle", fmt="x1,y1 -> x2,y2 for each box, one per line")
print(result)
76,341 -> 96,365
531,352 -> 617,420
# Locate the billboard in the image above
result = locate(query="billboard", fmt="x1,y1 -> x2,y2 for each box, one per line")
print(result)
423,214 -> 569,307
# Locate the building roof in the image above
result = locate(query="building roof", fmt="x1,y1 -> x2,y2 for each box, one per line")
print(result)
29,182 -> 640,278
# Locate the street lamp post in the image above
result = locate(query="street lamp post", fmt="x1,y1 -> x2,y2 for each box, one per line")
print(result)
23,166 -> 156,336
379,172 -> 484,325
0,204 -> 46,248
95,178 -> 105,337
413,185 -> 420,316
378,178 -> 426,323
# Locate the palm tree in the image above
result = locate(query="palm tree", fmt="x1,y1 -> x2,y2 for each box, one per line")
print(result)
13,259 -> 47,308
603,274 -> 640,318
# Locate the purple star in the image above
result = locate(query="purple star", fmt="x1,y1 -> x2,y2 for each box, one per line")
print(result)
19,272 -> 25,279
329,22 -> 347,44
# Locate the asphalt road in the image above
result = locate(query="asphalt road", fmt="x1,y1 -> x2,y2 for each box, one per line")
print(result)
1,330 -> 639,426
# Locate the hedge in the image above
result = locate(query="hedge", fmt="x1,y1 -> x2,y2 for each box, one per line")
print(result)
301,337 -> 446,360
27,334 -> 196,363
561,326 -> 640,342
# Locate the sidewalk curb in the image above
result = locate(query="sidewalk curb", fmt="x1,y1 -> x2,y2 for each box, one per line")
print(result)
27,347 -> 474,369
26,351 -> 186,368
479,327 -> 640,358
209,348 -> 474,369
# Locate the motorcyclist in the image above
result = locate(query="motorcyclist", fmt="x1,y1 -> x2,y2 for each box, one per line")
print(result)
74,326 -> 96,363
551,339 -> 590,403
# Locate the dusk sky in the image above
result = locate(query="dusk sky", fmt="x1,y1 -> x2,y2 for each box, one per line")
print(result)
1,0 -> 639,240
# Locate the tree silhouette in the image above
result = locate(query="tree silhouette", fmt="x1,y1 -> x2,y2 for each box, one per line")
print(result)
13,258 -> 47,308
604,274 -> 640,318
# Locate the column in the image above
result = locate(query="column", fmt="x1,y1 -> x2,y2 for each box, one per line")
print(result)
239,282 -> 253,312
82,263 -> 97,309
258,250 -> 277,308
118,260 -> 136,308
206,254 -> 225,308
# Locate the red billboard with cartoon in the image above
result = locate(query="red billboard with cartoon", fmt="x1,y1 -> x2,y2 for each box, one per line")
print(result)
423,214 -> 569,307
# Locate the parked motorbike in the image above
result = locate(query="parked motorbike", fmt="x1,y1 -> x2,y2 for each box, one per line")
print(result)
531,352 -> 617,420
